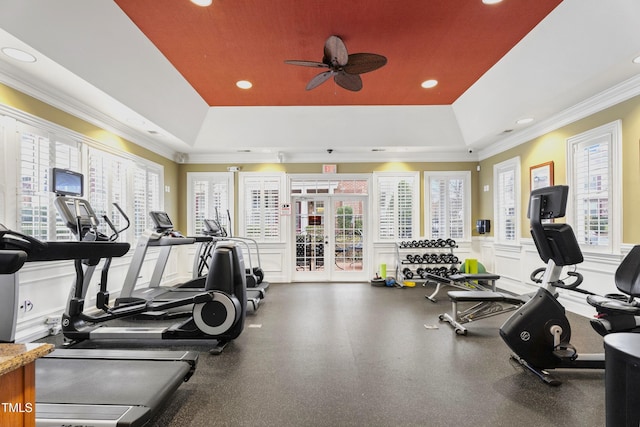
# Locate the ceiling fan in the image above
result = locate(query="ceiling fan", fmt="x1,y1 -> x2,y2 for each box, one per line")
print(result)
285,35 -> 387,92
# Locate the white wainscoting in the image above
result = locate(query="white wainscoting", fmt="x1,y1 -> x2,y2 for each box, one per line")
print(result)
15,246 -> 180,342
183,241 -> 288,284
478,237 -> 627,318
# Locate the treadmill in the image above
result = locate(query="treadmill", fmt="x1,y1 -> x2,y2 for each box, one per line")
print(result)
0,224 -> 199,427
116,211 -> 262,311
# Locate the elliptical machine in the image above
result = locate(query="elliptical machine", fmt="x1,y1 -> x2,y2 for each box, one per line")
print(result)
50,168 -> 247,354
499,185 -> 603,385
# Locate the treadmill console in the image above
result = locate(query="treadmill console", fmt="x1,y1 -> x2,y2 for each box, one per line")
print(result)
203,219 -> 226,237
149,211 -> 184,237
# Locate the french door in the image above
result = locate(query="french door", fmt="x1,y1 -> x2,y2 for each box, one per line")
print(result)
293,195 -> 367,281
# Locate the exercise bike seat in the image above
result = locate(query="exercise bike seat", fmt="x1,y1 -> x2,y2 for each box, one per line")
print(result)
586,295 -> 640,316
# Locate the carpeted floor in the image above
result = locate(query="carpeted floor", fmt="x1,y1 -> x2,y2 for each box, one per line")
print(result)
40,282 -> 608,426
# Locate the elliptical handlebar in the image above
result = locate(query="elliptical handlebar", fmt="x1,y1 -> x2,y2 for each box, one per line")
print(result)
530,266 -> 586,292
103,202 -> 130,241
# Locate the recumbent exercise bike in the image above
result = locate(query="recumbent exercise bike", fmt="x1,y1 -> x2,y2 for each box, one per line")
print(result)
500,185 -> 640,385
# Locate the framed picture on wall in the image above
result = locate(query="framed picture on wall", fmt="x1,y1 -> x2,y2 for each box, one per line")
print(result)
530,161 -> 554,190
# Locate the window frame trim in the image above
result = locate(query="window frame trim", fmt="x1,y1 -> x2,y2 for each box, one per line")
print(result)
493,156 -> 521,245
186,171 -> 235,236
238,171 -> 286,243
2,104 -> 165,242
372,171 -> 420,242
423,170 -> 471,242
566,120 -> 622,254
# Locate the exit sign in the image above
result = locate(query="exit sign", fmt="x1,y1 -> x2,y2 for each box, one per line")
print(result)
323,164 -> 337,174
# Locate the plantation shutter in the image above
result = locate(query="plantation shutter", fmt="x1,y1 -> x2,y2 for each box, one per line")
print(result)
242,175 -> 282,242
428,176 -> 465,240
375,173 -> 417,241
497,168 -> 516,241
190,173 -> 232,235
18,124 -> 80,240
574,139 -> 609,246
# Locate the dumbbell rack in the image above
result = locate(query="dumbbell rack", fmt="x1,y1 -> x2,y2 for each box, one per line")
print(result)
395,238 -> 459,290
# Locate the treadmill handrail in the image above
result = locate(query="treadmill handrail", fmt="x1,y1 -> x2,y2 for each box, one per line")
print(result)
0,225 -> 130,261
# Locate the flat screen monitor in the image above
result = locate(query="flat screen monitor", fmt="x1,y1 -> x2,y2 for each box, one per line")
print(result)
527,185 -> 569,220
149,211 -> 174,231
51,168 -> 83,197
204,219 -> 225,237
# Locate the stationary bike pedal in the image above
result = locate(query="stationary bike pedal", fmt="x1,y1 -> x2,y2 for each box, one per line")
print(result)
552,343 -> 577,361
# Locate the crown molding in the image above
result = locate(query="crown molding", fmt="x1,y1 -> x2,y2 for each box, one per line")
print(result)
184,149 -> 480,164
478,73 -> 640,160
0,64 -> 178,160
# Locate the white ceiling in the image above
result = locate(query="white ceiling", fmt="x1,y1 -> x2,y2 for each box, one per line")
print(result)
0,0 -> 639,163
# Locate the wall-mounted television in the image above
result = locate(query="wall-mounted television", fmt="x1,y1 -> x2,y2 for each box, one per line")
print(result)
51,168 -> 83,197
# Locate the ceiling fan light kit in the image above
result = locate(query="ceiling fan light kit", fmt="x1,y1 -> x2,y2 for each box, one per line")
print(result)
285,35 -> 387,92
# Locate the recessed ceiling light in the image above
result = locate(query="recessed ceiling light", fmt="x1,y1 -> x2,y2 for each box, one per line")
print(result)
421,79 -> 438,89
516,117 -> 534,125
633,55 -> 640,64
190,0 -> 212,6
236,80 -> 252,89
1,47 -> 36,63
482,0 -> 503,4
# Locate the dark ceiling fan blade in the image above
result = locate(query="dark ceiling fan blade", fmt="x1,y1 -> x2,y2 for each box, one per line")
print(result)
285,60 -> 329,68
334,71 -> 362,92
343,53 -> 387,74
323,35 -> 348,67
306,71 -> 334,90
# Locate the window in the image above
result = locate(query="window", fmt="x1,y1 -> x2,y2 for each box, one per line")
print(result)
87,148 -> 129,239
494,157 -> 521,243
187,172 -> 234,235
239,173 -> 285,242
133,164 -> 162,239
87,148 -> 162,241
425,172 -> 471,240
12,115 -> 163,243
373,172 -> 419,241
18,123 -> 80,240
567,121 -> 621,252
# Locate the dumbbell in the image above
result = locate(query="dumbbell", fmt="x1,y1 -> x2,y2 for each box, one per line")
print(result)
402,268 -> 414,279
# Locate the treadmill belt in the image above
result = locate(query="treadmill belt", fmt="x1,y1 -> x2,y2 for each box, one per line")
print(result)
36,358 -> 190,409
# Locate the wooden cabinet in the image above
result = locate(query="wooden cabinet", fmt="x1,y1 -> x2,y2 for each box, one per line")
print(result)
0,343 -> 54,427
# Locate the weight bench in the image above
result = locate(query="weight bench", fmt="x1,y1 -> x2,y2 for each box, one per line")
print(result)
437,273 -> 531,335
424,272 -> 499,303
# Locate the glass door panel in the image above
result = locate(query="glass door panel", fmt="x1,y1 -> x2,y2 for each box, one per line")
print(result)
333,199 -> 364,273
294,198 -> 328,279
293,195 -> 367,282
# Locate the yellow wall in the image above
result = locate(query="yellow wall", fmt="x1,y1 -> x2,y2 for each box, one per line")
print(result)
6,80 -> 639,245
479,94 -> 640,244
0,83 -> 180,220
